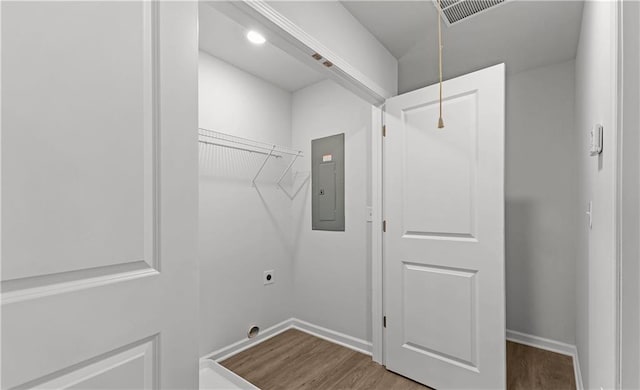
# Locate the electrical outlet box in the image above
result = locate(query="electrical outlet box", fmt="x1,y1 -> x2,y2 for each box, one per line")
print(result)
590,124 -> 603,156
263,270 -> 274,285
312,133 -> 345,231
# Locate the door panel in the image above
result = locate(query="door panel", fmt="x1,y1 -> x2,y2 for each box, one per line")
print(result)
1,1 -> 199,388
384,64 -> 505,389
38,338 -> 156,390
403,263 -> 477,367
403,92 -> 477,238
2,0 -> 155,284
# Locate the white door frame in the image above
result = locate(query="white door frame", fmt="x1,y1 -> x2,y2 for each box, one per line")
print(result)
213,0 -> 391,364
617,1 -> 638,388
371,104 -> 385,364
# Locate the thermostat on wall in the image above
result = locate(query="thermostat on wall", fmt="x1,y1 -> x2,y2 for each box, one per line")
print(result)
590,124 -> 603,156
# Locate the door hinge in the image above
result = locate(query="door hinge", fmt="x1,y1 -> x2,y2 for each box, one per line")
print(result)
383,316 -> 387,328
383,220 -> 387,232
382,125 -> 386,137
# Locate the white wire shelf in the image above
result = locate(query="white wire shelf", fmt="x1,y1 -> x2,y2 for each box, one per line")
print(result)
198,128 -> 305,188
198,128 -> 303,159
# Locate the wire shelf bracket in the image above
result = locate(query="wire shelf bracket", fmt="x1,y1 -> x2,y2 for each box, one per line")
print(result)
252,146 -> 276,187
276,152 -> 309,199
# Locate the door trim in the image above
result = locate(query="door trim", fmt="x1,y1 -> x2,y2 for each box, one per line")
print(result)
206,0 -> 392,365
616,1 -> 637,388
371,105 -> 384,364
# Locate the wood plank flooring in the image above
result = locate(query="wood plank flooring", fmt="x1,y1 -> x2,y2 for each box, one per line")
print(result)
507,341 -> 576,390
220,329 -> 576,390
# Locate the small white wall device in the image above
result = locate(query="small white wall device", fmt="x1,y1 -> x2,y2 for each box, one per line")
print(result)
590,124 -> 603,156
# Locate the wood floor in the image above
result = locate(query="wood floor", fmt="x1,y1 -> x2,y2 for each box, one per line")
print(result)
221,329 -> 426,390
220,329 -> 576,390
507,341 -> 576,390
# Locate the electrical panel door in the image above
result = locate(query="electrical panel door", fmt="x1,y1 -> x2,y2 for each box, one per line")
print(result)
312,133 -> 345,231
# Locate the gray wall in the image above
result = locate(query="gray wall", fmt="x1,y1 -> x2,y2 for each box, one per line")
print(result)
290,80 -> 373,342
505,60 -> 578,345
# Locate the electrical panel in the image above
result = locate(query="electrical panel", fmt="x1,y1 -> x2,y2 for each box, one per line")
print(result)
312,133 -> 345,231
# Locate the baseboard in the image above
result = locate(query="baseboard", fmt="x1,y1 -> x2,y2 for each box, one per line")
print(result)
202,317 -> 372,365
506,329 -> 575,356
290,318 -> 373,356
573,349 -> 584,390
506,329 -> 583,389
203,318 -> 294,362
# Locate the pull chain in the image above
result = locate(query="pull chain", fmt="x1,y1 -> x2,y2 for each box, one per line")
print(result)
437,0 -> 445,129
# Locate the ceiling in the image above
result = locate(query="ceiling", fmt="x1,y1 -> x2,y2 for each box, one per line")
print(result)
199,3 -> 324,92
342,0 -> 584,93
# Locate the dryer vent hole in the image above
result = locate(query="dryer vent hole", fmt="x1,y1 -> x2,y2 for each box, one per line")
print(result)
248,326 -> 260,339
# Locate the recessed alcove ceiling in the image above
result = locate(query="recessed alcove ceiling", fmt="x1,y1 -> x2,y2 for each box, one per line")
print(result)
198,3 -> 324,92
341,0 -> 584,93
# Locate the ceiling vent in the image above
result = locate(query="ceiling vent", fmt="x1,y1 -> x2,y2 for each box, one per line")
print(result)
433,0 -> 507,25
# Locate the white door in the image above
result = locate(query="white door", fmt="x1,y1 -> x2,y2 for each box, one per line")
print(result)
2,1 -> 199,388
383,64 -> 505,389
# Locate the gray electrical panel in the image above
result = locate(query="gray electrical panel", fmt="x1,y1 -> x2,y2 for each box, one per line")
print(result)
312,133 -> 345,231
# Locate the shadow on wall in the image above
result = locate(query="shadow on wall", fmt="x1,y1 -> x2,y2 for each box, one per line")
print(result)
506,198 -> 537,329
290,166 -> 311,257
254,184 -> 295,253
199,142 -> 310,190
198,142 -> 310,254
199,142 -> 287,182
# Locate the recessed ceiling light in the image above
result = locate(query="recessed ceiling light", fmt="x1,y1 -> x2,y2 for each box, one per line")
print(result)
246,30 -> 266,45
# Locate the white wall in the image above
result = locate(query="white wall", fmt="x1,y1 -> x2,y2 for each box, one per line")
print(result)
290,80 -> 373,342
575,2 -> 619,388
505,60 -> 578,345
198,52 -> 295,355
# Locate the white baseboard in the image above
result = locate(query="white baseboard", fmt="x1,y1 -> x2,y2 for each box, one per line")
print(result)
506,329 -> 575,356
201,318 -> 372,364
573,349 -> 584,390
506,329 -> 583,390
290,318 -> 373,356
203,318 -> 294,362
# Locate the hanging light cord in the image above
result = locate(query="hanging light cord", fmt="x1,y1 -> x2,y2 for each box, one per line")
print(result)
437,0 -> 445,129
